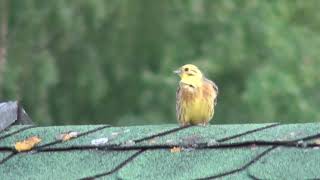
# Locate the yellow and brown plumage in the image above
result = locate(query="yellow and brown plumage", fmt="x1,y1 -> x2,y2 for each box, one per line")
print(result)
175,64 -> 218,126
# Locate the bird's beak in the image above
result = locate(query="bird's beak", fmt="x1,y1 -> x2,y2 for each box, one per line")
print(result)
173,69 -> 181,75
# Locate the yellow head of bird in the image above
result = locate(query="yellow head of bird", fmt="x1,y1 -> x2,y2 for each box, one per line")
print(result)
174,64 -> 203,87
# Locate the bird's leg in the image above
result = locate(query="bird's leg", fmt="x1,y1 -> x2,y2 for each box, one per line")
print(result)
198,122 -> 208,127
180,121 -> 190,127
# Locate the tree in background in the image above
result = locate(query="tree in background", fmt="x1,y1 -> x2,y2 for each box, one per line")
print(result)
0,0 -> 8,95
1,0 -> 320,125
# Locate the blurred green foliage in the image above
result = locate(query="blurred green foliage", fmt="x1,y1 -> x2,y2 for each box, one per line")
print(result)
1,0 -> 320,125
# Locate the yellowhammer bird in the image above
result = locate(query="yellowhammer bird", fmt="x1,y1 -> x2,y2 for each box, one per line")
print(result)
174,64 -> 218,126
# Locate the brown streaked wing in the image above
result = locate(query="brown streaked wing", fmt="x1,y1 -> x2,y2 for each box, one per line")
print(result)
204,78 -> 218,106
176,84 -> 182,122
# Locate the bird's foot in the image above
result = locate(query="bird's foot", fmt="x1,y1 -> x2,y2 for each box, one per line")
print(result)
180,122 -> 190,127
198,122 -> 208,127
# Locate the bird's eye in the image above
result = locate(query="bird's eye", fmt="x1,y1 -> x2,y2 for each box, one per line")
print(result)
184,68 -> 189,71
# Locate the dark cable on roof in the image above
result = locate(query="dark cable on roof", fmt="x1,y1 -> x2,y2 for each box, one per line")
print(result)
32,140 -> 316,153
0,129 -> 319,154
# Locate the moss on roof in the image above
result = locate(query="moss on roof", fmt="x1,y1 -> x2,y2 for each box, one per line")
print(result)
0,123 -> 319,179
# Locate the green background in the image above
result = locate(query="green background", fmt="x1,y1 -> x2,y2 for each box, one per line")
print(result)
1,0 -> 320,125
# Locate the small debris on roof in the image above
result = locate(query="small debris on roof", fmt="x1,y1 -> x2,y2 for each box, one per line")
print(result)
123,140 -> 135,146
56,131 -> 79,142
148,139 -> 157,145
313,139 -> 320,145
91,137 -> 109,146
14,136 -> 41,152
297,140 -> 307,148
180,135 -> 203,147
123,129 -> 130,133
290,132 -> 295,136
165,139 -> 174,145
182,147 -> 196,152
170,146 -> 181,153
110,132 -> 119,137
207,139 -> 218,146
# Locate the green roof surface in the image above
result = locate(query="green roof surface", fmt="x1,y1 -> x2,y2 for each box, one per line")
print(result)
0,123 -> 319,179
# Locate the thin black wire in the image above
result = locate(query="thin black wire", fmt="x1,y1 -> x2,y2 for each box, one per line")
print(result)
0,125 -> 37,141
0,152 -> 17,165
53,125 -> 193,179
41,125 -> 193,179
0,125 -> 112,166
79,150 -> 145,180
36,125 -> 111,149
217,123 -> 280,142
0,126 -> 319,153
247,172 -> 264,180
295,132 -> 320,142
132,123 -> 279,144
34,125 -> 320,152
196,146 -> 277,180
33,140 -> 319,153
0,122 -> 278,152
134,125 -> 194,143
0,147 -> 14,151
195,125 -> 320,179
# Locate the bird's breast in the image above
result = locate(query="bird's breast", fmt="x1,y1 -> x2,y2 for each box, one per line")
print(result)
180,84 -> 198,101
179,83 -> 214,123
